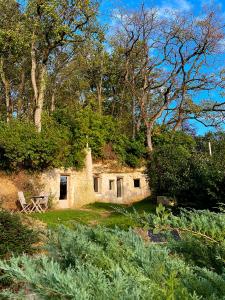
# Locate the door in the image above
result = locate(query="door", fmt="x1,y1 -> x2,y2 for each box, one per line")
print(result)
117,178 -> 123,197
59,175 -> 70,209
60,175 -> 68,200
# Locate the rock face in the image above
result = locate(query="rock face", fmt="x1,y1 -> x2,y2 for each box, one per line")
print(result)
1,149 -> 151,210
0,171 -> 44,210
92,160 -> 150,205
41,149 -> 150,209
0,177 -> 18,210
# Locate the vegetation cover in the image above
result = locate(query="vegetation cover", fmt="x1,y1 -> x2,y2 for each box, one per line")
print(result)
0,1 -> 225,298
0,0 -> 224,209
0,0 -> 224,171
147,130 -> 225,209
0,210 -> 39,259
0,206 -> 225,299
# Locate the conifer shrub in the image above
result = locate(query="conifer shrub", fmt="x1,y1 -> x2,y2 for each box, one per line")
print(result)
124,204 -> 225,274
0,211 -> 225,299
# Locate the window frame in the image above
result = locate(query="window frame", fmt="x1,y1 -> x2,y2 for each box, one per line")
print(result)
134,178 -> 141,188
60,175 -> 69,200
109,179 -> 115,191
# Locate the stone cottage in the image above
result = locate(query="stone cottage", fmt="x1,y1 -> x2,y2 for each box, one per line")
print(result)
41,148 -> 150,209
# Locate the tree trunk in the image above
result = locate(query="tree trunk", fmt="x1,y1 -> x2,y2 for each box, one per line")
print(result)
0,57 -> 11,122
51,89 -> 56,113
132,96 -> 136,139
17,68 -> 25,117
31,34 -> 48,132
31,39 -> 38,105
173,119 -> 183,131
146,124 -> 153,152
97,82 -> 102,114
34,64 -> 47,132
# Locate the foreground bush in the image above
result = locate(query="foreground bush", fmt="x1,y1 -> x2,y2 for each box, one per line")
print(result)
1,208 -> 225,299
0,210 -> 39,259
127,204 -> 225,274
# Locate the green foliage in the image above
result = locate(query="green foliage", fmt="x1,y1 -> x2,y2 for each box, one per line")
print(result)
0,108 -> 146,171
0,210 -> 39,259
152,127 -> 196,150
148,144 -> 191,199
0,117 -> 84,171
126,204 -> 225,274
113,131 -> 147,168
1,221 -> 225,299
54,107 -> 146,167
54,106 -> 116,157
148,131 -> 225,208
0,0 -> 28,58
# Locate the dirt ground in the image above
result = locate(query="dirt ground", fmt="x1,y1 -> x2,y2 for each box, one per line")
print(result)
0,172 -> 43,210
0,177 -> 18,210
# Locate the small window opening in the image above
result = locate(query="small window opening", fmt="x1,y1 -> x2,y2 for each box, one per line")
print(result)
94,177 -> 99,193
134,179 -> 141,188
109,180 -> 114,190
60,176 -> 68,200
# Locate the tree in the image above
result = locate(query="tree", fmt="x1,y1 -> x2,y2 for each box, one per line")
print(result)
147,130 -> 225,208
26,0 -> 100,132
110,5 -> 225,151
0,0 -> 28,121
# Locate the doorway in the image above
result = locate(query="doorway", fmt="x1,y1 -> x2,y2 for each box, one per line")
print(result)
60,175 -> 68,200
117,177 -> 123,197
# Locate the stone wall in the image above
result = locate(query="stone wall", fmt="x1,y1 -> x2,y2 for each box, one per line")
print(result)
93,161 -> 150,204
40,151 -> 150,209
1,149 -> 150,210
41,149 -> 96,209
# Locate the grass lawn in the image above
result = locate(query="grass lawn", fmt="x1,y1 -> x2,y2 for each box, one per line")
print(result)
31,198 -> 155,229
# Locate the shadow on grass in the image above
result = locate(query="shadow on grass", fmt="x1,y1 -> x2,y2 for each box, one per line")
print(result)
32,197 -> 156,230
87,197 -> 155,213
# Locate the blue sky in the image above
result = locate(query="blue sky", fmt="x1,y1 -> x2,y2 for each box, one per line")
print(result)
100,0 -> 225,17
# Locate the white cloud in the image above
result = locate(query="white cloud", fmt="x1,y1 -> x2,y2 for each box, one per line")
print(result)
157,0 -> 192,18
177,0 -> 192,11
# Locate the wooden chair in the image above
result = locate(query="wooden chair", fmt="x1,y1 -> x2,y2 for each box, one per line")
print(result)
38,192 -> 49,212
18,191 -> 32,213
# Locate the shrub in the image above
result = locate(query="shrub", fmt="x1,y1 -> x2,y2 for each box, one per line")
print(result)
1,212 -> 225,299
0,117 -> 84,171
147,144 -> 191,199
0,210 -> 39,259
147,131 -> 225,209
128,204 -> 225,274
54,107 -> 146,167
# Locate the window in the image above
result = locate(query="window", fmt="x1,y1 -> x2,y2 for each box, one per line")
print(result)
60,176 -> 68,200
93,177 -> 99,193
117,178 -> 123,197
109,180 -> 114,190
134,179 -> 140,188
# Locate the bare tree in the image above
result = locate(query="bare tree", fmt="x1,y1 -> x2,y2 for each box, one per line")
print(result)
112,5 -> 225,151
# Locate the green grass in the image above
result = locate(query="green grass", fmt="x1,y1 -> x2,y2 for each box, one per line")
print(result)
86,198 -> 155,213
32,198 -> 155,229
